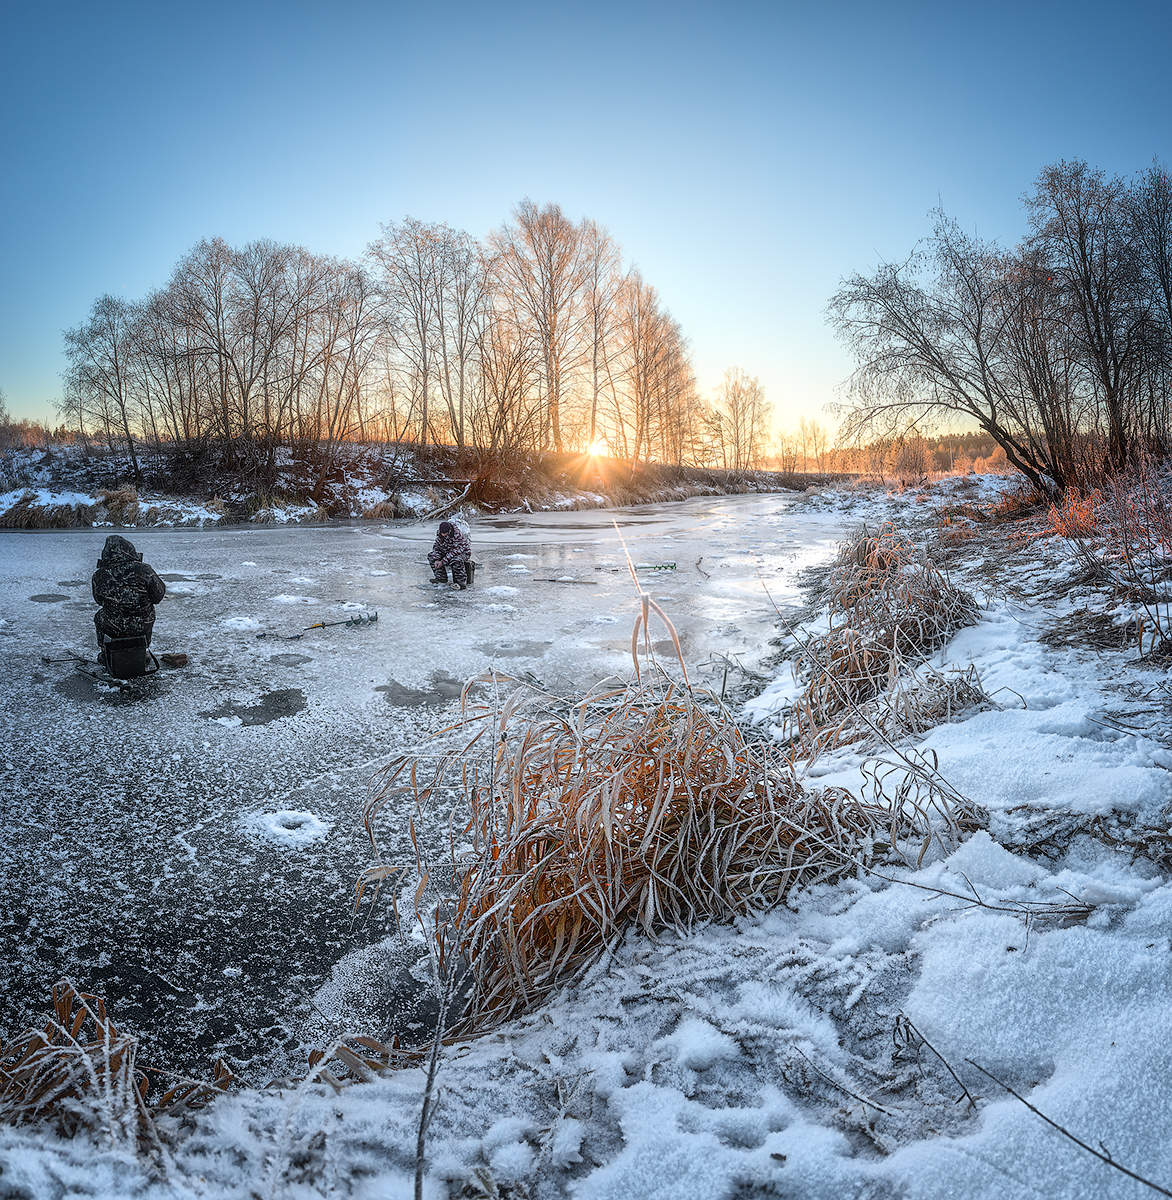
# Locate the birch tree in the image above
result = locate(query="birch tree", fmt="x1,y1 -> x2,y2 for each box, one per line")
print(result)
491,201 -> 587,453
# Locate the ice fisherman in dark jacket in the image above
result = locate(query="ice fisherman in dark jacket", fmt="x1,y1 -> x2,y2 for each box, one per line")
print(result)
428,521 -> 473,589
91,535 -> 166,650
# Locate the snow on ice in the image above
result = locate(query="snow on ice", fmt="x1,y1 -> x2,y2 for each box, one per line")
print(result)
245,809 -> 331,848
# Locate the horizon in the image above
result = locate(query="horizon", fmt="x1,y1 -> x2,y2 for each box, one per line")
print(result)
3,0 -> 1172,431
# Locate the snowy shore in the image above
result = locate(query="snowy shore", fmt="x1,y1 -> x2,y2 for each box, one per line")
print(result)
0,444 -> 811,529
2,477 -> 1170,1199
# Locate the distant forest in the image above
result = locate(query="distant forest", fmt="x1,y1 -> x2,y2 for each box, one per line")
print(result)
768,428 -> 1010,481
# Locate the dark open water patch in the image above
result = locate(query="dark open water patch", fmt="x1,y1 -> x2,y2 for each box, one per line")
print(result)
376,671 -> 464,706
29,593 -> 69,603
56,580 -> 85,588
53,670 -> 166,707
268,653 -> 312,667
202,688 -> 307,725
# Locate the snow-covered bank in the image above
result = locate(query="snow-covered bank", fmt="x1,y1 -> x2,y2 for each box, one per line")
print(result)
3,478 -> 1171,1199
0,444 -> 815,529
4,844 -> 1169,1199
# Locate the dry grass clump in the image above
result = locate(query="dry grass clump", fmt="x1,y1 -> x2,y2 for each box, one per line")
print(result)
0,490 -> 97,528
876,665 -> 991,738
1039,607 -> 1138,651
352,602 -> 981,1053
361,675 -> 900,1040
356,598 -> 966,1046
0,982 -> 148,1147
97,485 -> 140,525
936,511 -> 978,546
363,498 -> 402,519
785,525 -> 980,755
1046,487 -> 1102,539
989,483 -> 1046,521
0,981 -> 232,1151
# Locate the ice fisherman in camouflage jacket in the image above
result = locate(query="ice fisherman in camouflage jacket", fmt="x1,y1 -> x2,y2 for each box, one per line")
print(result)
91,534 -> 166,650
428,521 -> 473,589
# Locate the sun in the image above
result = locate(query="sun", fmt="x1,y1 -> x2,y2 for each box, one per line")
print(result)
587,440 -> 608,458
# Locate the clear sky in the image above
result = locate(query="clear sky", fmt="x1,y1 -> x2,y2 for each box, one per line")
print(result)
2,0 -> 1171,429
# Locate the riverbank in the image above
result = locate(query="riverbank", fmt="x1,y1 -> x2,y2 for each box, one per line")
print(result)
0,443 -> 831,529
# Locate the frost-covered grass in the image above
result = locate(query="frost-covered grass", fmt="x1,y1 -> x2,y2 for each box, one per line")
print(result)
355,650 -> 947,1051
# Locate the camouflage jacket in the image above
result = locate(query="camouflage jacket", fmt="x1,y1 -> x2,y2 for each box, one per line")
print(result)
91,535 -> 166,635
430,524 -> 472,566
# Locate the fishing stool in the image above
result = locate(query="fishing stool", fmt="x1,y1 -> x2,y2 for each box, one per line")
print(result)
100,634 -> 159,679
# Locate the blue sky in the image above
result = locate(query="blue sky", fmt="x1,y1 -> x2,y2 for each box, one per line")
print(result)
2,0 -> 1170,427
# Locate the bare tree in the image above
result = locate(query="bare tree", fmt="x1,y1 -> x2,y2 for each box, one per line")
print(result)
829,214 -> 1063,493
473,309 -> 543,457
580,220 -> 622,447
1128,161 -> 1172,451
715,368 -> 770,471
491,201 -> 587,453
62,295 -> 144,482
1026,160 -> 1148,468
434,227 -> 488,450
0,387 -> 15,450
368,219 -> 444,449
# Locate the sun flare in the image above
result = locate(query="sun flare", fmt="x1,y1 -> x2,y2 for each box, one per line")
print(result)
587,440 -> 608,457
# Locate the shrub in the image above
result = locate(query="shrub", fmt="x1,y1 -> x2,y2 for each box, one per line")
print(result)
1099,457 -> 1172,656
784,524 -> 980,755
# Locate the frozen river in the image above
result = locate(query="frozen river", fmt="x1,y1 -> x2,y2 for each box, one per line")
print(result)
0,494 -> 846,1080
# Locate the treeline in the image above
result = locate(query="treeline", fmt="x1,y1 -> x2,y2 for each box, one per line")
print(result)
767,424 -> 1007,475
58,202 -> 772,491
830,159 -> 1172,492
768,427 -> 1008,480
0,390 -> 71,450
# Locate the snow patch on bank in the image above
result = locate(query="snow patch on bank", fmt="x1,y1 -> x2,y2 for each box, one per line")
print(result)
4,836 -> 1167,1198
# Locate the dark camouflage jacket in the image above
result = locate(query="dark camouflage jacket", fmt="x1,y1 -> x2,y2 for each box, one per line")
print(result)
430,523 -> 472,566
91,535 -> 166,636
